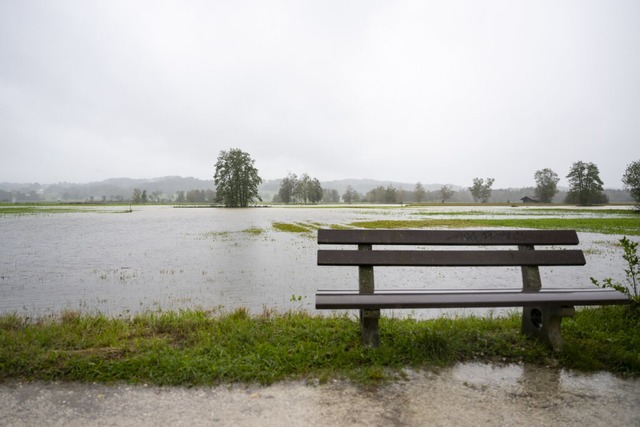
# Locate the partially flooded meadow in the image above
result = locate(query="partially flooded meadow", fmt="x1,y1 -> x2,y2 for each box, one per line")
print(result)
1,204 -> 638,318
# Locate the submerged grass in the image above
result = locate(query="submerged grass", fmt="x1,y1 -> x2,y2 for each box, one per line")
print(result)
1,306 -> 638,386
241,227 -> 265,235
350,217 -> 640,235
272,222 -> 316,233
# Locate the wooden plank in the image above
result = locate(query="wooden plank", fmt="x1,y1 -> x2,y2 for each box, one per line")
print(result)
318,249 -> 586,267
315,288 -> 629,309
320,287 -> 616,294
318,229 -> 580,246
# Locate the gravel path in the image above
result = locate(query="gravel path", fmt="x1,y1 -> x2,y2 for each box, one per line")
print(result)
2,363 -> 639,427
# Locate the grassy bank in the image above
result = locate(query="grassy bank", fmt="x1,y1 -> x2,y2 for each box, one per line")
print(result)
0,206 -> 131,215
1,306 -> 638,386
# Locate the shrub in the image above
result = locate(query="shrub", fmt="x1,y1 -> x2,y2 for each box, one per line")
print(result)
591,236 -> 639,303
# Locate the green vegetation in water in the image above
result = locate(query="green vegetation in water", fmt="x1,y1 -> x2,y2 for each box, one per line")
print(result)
349,217 -> 640,236
201,231 -> 231,240
201,228 -> 267,240
413,210 -> 493,216
272,222 -> 319,233
242,227 -> 265,235
1,306 -> 638,386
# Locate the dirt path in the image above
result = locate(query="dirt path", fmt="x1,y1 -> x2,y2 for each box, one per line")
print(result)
2,363 -> 639,426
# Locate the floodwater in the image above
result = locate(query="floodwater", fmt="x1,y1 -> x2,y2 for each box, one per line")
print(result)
0,205 -> 632,318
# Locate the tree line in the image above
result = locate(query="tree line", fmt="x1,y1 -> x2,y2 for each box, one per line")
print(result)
336,183 -> 457,204
129,148 -> 639,209
272,173 -> 324,204
4,151 -> 637,207
129,189 -> 215,204
211,148 -> 640,208
467,162 -> 614,205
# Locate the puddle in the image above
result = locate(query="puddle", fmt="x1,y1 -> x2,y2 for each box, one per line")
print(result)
2,363 -> 638,426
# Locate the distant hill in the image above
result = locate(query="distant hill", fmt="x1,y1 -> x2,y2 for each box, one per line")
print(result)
1,176 -> 458,203
0,176 -> 215,202
0,176 -> 631,203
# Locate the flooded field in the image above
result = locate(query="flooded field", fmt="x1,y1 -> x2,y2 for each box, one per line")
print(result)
0,205 -> 633,318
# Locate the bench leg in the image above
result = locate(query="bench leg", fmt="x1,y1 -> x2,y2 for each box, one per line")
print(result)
360,309 -> 380,347
521,306 -> 575,351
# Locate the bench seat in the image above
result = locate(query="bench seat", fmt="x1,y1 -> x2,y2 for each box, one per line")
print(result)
316,288 -> 630,309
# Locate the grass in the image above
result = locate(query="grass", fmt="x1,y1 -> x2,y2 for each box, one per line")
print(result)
242,227 -> 265,235
350,217 -> 640,235
1,306 -> 638,386
0,206 -> 131,215
0,206 -> 88,215
272,222 -> 317,233
412,208 -> 637,216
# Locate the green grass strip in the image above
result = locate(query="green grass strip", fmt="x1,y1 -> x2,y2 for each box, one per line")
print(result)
0,206 -> 130,215
0,207 -> 87,215
1,306 -> 638,386
412,208 -> 636,216
350,217 -> 640,235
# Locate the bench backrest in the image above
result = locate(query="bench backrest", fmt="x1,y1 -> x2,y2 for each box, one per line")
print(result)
317,229 -> 586,267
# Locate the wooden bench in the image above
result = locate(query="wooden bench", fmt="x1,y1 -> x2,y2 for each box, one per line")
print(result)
315,229 -> 630,351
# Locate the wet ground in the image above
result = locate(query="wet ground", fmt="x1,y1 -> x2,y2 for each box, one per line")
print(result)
2,363 -> 639,426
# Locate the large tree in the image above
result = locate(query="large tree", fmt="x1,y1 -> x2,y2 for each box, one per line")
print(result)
366,185 -> 398,203
534,168 -> 560,203
131,188 -> 147,204
622,159 -> 640,209
294,173 -> 323,204
439,185 -> 455,203
277,173 -> 298,204
342,185 -> 360,204
565,161 -> 608,206
322,188 -> 340,203
214,148 -> 262,207
278,172 -> 323,204
307,178 -> 323,204
469,177 -> 495,203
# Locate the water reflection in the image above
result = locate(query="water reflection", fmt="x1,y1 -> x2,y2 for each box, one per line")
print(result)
450,361 -> 640,408
313,362 -> 640,426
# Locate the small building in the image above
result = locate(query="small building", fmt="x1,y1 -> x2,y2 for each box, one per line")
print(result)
520,196 -> 539,204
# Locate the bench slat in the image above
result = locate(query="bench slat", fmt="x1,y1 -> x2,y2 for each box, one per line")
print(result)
318,249 -> 586,267
316,288 -> 629,309
318,229 -> 580,246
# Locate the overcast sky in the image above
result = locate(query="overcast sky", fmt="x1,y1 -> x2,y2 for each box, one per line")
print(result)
1,1 -> 639,188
